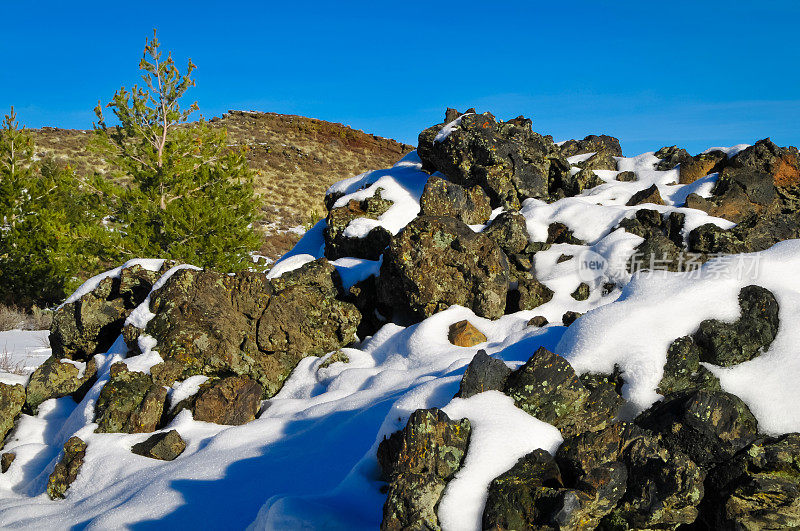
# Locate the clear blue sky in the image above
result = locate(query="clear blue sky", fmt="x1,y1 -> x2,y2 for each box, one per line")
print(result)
1,0 -> 797,155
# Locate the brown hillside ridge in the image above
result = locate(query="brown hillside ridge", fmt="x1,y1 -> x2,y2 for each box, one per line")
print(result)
28,110 -> 414,260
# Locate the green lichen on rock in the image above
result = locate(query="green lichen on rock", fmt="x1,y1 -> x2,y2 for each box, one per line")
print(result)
47,436 -> 87,500
419,175 -> 492,225
657,336 -> 721,395
131,430 -> 186,461
95,363 -> 167,433
377,215 -> 509,320
0,382 -> 25,449
25,356 -> 97,414
377,408 -> 471,531
192,376 -> 262,425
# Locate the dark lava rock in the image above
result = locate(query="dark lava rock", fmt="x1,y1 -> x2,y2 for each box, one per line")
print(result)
546,222 -> 586,245
570,282 -> 590,301
377,216 -> 509,320
698,433 -> 800,529
193,376 -> 263,425
483,211 -> 530,257
528,316 -> 549,327
562,311 -> 583,326
25,356 -> 97,414
94,363 -> 167,434
323,188 -> 393,260
618,209 -> 688,272
378,408 -> 471,531
625,184 -> 665,206
457,349 -> 512,399
146,259 -> 360,397
678,150 -> 727,184
559,134 -> 623,160
635,389 -> 759,469
657,336 -> 721,396
131,429 -> 186,461
654,145 -> 692,170
509,273 -> 554,312
346,274 -> 385,339
49,263 -> 163,361
47,436 -> 87,499
1,451 -> 15,473
417,111 -> 572,209
616,170 -> 637,182
419,175 -> 492,225
0,383 -> 25,448
693,285 -> 779,367
504,347 -> 620,438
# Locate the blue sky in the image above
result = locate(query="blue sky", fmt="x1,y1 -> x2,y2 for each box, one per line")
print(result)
1,0 -> 798,155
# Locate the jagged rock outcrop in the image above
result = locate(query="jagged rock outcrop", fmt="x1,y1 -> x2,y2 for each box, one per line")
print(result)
560,134 -> 623,172
654,145 -> 692,170
146,259 -> 360,397
95,363 -> 167,434
377,408 -> 471,530
625,183 -> 665,206
47,436 -> 87,499
377,216 -> 509,320
678,149 -> 728,184
49,264 -> 166,361
324,188 -> 393,260
0,383 -> 25,448
417,111 -> 573,209
419,175 -> 492,225
25,356 -> 97,414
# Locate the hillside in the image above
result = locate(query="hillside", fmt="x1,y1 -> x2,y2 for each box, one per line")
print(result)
29,111 -> 414,259
1,110 -> 799,529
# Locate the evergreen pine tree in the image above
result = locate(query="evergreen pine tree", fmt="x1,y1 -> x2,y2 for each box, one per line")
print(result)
94,30 -> 261,270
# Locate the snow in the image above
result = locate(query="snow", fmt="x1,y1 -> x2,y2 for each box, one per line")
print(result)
2,142 -> 799,530
60,258 -> 165,307
0,330 -> 51,383
438,391 -> 563,530
566,151 -> 596,165
702,143 -> 750,157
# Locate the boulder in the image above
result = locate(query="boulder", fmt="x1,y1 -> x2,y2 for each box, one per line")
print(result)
131,430 -> 186,461
504,347 -> 620,438
94,363 -> 167,434
146,259 -> 360,397
626,184 -> 665,206
377,216 -> 509,320
618,209 -> 687,272
49,264 -> 163,361
546,222 -> 585,245
570,282 -> 590,301
483,211 -> 530,257
678,150 -> 727,184
693,285 -> 779,366
447,320 -> 486,347
456,350 -> 511,399
323,188 -> 393,260
1,451 -> 15,473
562,311 -> 582,326
509,274 -> 554,312
377,408 -> 471,530
418,175 -> 492,225
527,316 -> 549,327
25,356 -> 97,414
559,134 -> 623,160
635,389 -> 759,469
699,433 -> 800,529
417,111 -> 572,209
47,436 -> 87,500
616,170 -> 637,182
657,336 -> 721,395
654,145 -> 692,170
0,382 -> 25,448
192,376 -> 262,425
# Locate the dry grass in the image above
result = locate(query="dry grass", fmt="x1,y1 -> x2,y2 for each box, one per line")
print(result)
0,305 -> 53,332
0,350 -> 26,375
29,111 -> 415,261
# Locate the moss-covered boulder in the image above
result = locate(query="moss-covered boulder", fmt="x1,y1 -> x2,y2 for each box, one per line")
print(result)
25,356 -> 97,414
95,363 -> 167,434
323,188 -> 393,260
146,259 -> 360,397
47,436 -> 87,500
699,433 -> 800,529
49,264 -> 164,361
693,285 -> 779,367
419,175 -> 491,225
377,216 -> 509,320
417,111 -> 572,209
0,382 -> 25,449
657,336 -> 721,395
377,408 -> 471,531
504,347 -> 622,438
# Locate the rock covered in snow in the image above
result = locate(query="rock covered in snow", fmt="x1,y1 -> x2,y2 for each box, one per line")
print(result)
324,188 -> 393,260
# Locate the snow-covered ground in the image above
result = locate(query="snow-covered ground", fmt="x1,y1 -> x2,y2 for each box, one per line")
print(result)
2,144 -> 798,529
0,330 -> 51,386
